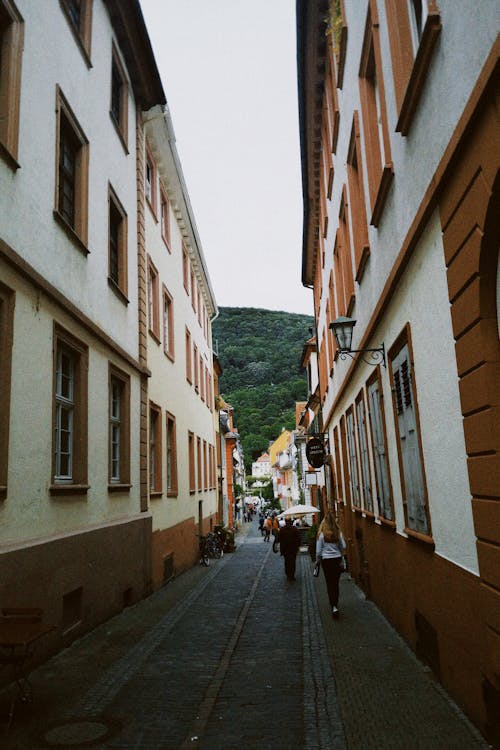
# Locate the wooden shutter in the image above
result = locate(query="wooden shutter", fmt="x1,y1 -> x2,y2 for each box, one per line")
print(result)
391,343 -> 428,533
356,397 -> 373,512
368,378 -> 392,520
346,410 -> 360,506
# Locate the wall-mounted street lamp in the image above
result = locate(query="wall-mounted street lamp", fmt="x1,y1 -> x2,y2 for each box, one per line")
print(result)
329,316 -> 386,367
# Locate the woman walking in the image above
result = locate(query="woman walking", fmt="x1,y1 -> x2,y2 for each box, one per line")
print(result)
315,512 -> 346,617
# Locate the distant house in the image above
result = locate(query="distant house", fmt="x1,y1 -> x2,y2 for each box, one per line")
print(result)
251,452 -> 270,478
297,0 -> 499,741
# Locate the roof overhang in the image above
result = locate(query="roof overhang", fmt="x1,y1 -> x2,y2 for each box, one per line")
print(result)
296,0 -> 328,287
103,0 -> 165,110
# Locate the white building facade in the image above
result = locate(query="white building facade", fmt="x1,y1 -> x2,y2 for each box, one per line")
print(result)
142,105 -> 218,585
0,0 -> 165,653
298,0 -> 499,740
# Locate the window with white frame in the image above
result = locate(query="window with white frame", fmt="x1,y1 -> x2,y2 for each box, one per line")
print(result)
356,393 -> 373,513
367,373 -> 393,520
52,327 -> 88,490
108,366 -> 130,488
346,408 -> 361,508
390,334 -> 430,535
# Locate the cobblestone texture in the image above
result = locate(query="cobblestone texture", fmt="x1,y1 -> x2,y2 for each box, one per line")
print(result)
1,521 -> 490,749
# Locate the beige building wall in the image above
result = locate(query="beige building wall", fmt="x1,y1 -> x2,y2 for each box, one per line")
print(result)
143,108 -> 218,587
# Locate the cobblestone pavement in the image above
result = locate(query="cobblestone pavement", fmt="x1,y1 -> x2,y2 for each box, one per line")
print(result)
1,520 -> 489,749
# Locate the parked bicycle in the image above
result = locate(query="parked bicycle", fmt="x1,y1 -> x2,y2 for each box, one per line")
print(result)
205,531 -> 224,559
199,535 -> 210,567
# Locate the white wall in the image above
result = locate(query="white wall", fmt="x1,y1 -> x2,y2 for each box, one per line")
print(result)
0,0 -> 139,356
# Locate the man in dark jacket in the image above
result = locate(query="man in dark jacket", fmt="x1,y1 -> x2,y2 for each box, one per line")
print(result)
279,518 -> 301,581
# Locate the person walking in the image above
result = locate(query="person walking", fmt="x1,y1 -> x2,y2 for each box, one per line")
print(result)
279,518 -> 301,581
315,511 -> 346,617
263,515 -> 272,542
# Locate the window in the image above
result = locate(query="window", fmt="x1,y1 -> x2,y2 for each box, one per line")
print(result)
55,87 -> 89,250
145,143 -> 157,215
197,436 -> 202,491
334,189 -> 355,316
60,0 -> 92,65
183,244 -> 189,293
367,369 -> 393,521
389,327 -> 430,536
108,186 -> 128,299
160,186 -> 171,249
147,257 -> 160,341
109,365 -> 130,488
166,412 -> 178,496
185,327 -> 192,383
0,0 -> 23,167
52,326 -> 88,492
197,290 -> 202,326
359,1 -> 393,227
356,391 -> 373,513
191,270 -> 196,313
199,355 -> 204,402
162,285 -> 174,360
110,44 -> 128,150
385,0 -> 441,134
149,402 -> 162,494
325,36 -> 340,154
345,407 -> 361,508
0,282 -> 14,498
188,431 -> 195,493
328,0 -> 348,89
347,112 -> 370,282
333,426 -> 343,503
193,343 -> 199,392
203,440 -> 208,490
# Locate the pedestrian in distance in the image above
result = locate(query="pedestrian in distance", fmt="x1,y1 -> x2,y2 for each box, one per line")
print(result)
279,517 -> 301,581
271,514 -> 280,542
263,515 -> 272,542
315,511 -> 346,617
258,512 -> 265,536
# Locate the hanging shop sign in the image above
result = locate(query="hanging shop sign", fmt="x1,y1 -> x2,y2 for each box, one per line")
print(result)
306,437 -> 325,468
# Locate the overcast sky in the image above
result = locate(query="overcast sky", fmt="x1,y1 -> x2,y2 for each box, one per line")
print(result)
140,0 -> 313,317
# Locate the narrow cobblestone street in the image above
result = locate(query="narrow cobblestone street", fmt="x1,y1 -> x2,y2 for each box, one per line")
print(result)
2,521 -> 489,749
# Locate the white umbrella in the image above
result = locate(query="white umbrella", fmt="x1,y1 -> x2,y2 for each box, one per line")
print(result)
277,504 -> 319,518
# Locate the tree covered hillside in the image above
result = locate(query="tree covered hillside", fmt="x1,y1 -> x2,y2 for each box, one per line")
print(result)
212,307 -> 313,470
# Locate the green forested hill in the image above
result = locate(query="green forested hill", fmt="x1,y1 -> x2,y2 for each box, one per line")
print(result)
212,307 -> 313,470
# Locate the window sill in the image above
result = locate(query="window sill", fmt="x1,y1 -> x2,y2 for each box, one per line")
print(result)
49,483 -> 90,496
53,211 -> 89,255
108,277 -> 129,305
162,236 -> 172,253
0,140 -> 20,171
109,112 -> 129,155
377,516 -> 396,530
108,483 -> 132,493
0,485 -> 6,500
166,490 -> 178,498
355,244 -> 370,283
163,349 -> 175,363
370,165 -> 394,228
148,328 -> 161,345
404,527 -> 435,548
396,12 -> 442,136
146,198 -> 158,223
150,490 -> 163,499
362,510 -> 376,520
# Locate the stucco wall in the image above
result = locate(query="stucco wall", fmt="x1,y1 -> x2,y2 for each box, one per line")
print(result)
0,0 -> 139,356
